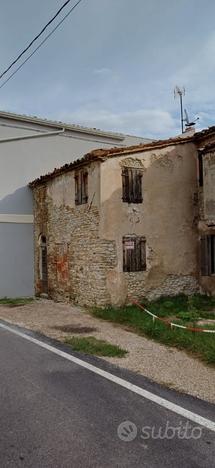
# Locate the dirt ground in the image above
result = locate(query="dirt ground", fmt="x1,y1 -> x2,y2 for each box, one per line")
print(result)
0,299 -> 214,403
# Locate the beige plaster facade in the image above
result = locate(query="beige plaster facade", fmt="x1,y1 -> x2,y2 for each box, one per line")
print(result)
32,132 -> 213,306
99,142 -> 199,305
197,143 -> 215,295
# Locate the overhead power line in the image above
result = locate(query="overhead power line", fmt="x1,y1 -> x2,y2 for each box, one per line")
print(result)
0,0 -> 83,90
0,0 -> 73,80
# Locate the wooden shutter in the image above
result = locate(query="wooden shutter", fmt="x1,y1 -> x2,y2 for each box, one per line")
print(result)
123,236 -> 146,272
75,173 -> 79,205
133,170 -> 138,203
123,236 -> 135,271
200,236 -> 210,276
82,171 -> 88,204
75,171 -> 88,205
122,168 -> 129,202
140,237 -> 146,270
129,169 -> 134,203
198,153 -> 203,187
122,168 -> 143,203
211,235 -> 215,274
134,170 -> 143,203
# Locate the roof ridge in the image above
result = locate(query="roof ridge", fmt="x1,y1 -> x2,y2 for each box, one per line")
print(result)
2,109 -> 215,141
0,109 -> 126,140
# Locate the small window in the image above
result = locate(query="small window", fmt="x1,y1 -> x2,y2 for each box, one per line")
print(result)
201,235 -> 215,275
198,153 -> 203,187
123,236 -> 146,272
122,168 -> 143,203
75,170 -> 88,205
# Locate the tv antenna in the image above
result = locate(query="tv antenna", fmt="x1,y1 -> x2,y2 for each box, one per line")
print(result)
174,86 -> 185,133
184,108 -> 199,128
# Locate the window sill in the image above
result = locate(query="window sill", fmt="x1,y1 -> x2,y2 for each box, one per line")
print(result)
122,200 -> 143,204
123,270 -> 146,273
75,201 -> 88,206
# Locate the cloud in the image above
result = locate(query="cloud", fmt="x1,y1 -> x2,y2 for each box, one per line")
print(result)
1,0 -> 215,139
170,31 -> 215,107
93,67 -> 112,75
58,107 -> 178,139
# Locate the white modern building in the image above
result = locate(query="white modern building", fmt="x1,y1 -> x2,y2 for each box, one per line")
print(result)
0,110 -> 151,297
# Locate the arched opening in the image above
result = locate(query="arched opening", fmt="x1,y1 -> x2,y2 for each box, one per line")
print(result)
39,235 -> 48,292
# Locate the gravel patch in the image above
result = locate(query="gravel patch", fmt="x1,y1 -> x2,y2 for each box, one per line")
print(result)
0,299 -> 214,403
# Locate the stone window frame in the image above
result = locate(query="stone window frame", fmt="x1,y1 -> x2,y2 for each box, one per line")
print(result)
75,169 -> 88,205
123,235 -> 146,272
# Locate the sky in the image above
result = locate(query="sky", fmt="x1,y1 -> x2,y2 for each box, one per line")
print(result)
0,0 -> 215,139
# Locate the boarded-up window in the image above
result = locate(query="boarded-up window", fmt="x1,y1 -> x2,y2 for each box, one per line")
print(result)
201,235 -> 215,275
122,168 -> 143,203
75,170 -> 88,205
123,236 -> 146,272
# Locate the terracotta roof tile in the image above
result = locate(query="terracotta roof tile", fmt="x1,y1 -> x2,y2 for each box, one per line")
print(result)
29,125 -> 215,188
29,133 -> 193,188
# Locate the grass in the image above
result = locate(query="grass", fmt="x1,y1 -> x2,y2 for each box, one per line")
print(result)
64,336 -> 128,357
90,294 -> 215,365
0,297 -> 34,306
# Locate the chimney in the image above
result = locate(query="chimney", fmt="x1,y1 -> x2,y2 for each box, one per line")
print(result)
184,125 -> 195,136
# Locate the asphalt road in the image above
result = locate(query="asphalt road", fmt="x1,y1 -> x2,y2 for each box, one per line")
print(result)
0,321 -> 214,468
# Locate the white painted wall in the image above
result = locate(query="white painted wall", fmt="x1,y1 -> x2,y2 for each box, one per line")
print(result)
0,114 -> 150,297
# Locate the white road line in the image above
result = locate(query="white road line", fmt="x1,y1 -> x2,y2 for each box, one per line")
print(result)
0,321 -> 215,433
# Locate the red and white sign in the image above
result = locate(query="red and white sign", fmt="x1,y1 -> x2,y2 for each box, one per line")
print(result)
125,240 -> 135,250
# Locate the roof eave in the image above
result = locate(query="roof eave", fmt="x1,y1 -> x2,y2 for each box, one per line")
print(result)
29,134 -> 194,189
0,110 -> 125,141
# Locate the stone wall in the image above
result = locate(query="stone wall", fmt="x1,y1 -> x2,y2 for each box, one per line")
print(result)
33,167 -> 118,306
33,184 -> 48,295
125,272 -> 199,301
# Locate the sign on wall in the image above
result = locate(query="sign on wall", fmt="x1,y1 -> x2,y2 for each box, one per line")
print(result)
124,240 -> 135,250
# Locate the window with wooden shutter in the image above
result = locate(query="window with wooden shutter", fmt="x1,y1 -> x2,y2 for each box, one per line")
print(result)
123,236 -> 146,272
212,235 -> 215,274
75,170 -> 88,205
122,168 -> 143,203
201,235 -> 215,276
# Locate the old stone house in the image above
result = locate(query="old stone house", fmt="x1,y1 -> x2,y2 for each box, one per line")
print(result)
30,127 -> 215,306
0,110 -> 149,298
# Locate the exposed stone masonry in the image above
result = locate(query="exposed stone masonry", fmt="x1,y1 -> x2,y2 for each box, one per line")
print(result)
125,273 -> 199,301
34,185 -> 117,306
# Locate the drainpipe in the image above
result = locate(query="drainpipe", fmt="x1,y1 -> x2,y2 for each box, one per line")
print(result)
0,128 -> 65,143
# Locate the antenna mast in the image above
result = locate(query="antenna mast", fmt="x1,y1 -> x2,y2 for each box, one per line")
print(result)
174,86 -> 185,133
